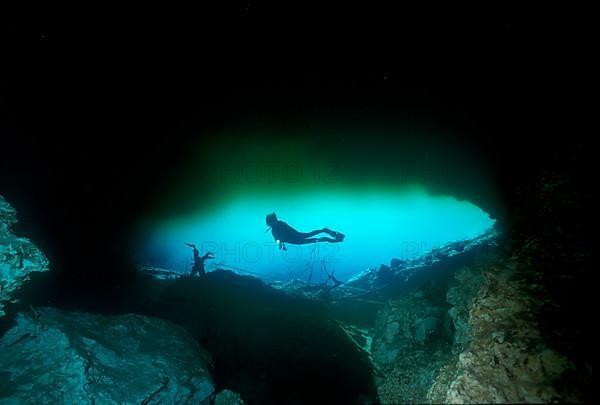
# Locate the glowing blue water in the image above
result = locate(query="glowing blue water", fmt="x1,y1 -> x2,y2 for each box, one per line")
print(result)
139,189 -> 495,281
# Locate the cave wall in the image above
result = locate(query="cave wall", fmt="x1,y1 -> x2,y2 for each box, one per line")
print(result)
429,257 -> 574,403
370,166 -> 590,403
371,248 -> 579,404
0,195 -> 49,318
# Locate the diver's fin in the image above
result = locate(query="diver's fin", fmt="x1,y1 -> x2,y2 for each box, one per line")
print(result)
323,227 -> 345,242
333,231 -> 345,242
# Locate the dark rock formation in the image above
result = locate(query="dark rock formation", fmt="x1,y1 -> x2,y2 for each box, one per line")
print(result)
0,307 -> 214,403
142,270 -> 378,404
0,195 -> 49,317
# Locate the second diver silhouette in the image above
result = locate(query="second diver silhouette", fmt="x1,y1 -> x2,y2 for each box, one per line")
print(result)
265,212 -> 345,251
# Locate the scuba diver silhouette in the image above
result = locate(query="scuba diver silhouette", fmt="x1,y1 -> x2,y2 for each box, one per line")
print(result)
265,212 -> 345,251
185,243 -> 215,276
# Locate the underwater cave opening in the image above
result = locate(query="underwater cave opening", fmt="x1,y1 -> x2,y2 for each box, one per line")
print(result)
136,188 -> 496,284
135,228 -> 498,404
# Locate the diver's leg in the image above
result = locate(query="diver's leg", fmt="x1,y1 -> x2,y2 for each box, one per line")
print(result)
280,229 -> 322,245
294,237 -> 338,244
317,237 -> 339,243
300,228 -> 345,241
298,229 -> 326,238
285,229 -> 344,245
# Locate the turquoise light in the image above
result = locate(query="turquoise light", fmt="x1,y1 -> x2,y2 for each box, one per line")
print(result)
138,188 -> 495,282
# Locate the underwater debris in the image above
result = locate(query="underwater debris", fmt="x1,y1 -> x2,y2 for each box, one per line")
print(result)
336,321 -> 374,355
185,242 -> 214,276
335,320 -> 385,379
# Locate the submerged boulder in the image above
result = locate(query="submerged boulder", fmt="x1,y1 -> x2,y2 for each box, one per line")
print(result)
0,307 -> 214,404
0,195 -> 49,317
